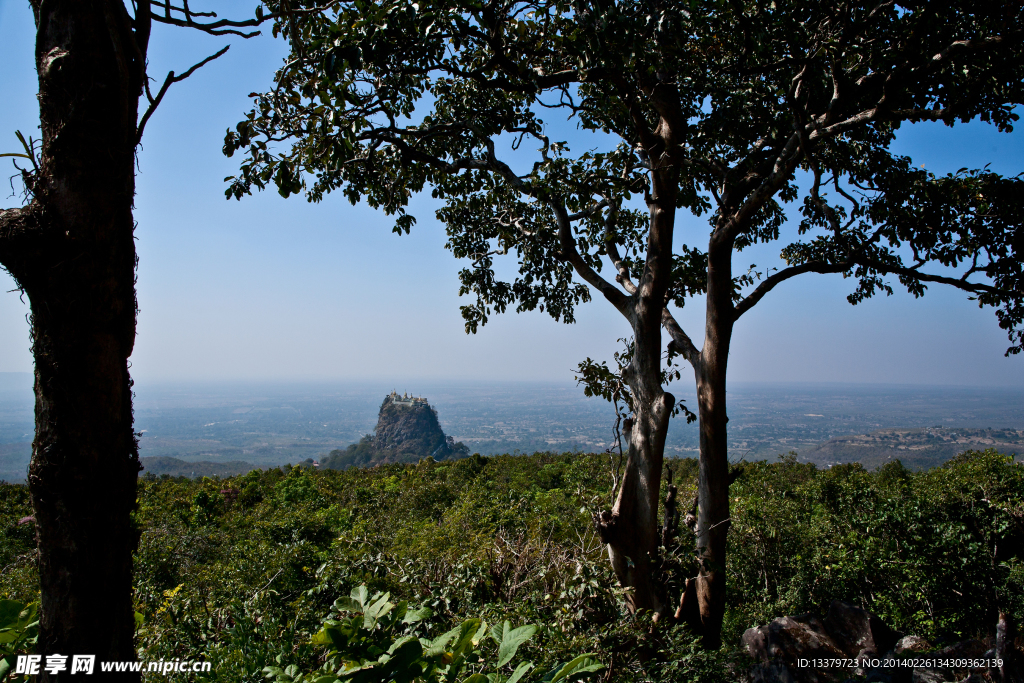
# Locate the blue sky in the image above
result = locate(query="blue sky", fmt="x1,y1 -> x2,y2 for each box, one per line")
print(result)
1,0 -> 1023,387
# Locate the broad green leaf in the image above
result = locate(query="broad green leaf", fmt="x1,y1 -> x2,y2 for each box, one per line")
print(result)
472,620 -> 487,647
364,593 -> 394,628
334,597 -> 362,613
384,638 -> 423,675
496,624 -> 538,667
549,655 -> 603,682
387,635 -> 419,655
450,619 -> 482,658
426,625 -> 460,658
402,605 -> 432,624
463,675 -> 489,683
507,662 -> 534,683
350,585 -> 369,609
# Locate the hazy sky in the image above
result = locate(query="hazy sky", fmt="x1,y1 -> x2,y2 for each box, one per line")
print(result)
2,1 -> 1023,387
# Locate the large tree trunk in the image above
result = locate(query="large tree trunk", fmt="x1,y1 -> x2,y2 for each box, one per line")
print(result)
597,167 -> 678,617
601,388 -> 674,616
0,0 -> 144,678
692,235 -> 736,649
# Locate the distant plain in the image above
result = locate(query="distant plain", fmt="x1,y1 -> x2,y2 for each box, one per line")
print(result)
1,372 -> 1021,482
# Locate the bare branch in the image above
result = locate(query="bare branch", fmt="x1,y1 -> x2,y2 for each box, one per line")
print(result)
136,45 -> 230,144
733,252 -> 1000,322
148,0 -> 280,36
532,201 -> 632,319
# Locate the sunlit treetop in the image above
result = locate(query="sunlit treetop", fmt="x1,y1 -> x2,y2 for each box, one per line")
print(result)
225,0 -> 1024,354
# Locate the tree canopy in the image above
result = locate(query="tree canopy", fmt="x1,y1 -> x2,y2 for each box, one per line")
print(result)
226,0 -> 1024,354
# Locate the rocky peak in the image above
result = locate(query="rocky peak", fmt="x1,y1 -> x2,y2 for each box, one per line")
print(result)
322,392 -> 469,469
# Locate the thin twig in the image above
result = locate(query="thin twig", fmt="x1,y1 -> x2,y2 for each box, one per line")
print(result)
136,45 -> 230,144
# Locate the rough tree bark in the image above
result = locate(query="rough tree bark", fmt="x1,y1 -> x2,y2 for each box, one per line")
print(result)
0,0 -> 263,676
0,1 -> 146,677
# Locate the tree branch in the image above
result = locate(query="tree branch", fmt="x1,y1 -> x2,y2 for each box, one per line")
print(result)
601,200 -> 638,296
662,307 -> 701,369
136,45 -> 230,144
854,258 -> 999,295
733,254 -> 1000,322
148,0 -> 270,36
733,262 -> 848,320
548,200 -> 633,319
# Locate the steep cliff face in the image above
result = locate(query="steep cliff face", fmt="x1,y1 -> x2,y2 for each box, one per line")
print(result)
323,393 -> 469,469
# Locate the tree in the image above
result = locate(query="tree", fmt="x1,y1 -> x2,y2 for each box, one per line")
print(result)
224,0 -> 1024,647
0,0 -> 271,675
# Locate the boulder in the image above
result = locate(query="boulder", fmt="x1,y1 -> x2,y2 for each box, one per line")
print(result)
742,613 -> 849,683
823,600 -> 900,658
742,606 -> 995,683
896,636 -> 933,654
909,640 -> 990,683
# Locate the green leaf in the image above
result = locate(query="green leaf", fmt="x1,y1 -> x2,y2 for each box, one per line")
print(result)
426,625 -> 460,658
350,585 -> 369,609
334,596 -> 362,613
402,605 -> 432,624
496,623 -> 538,667
507,661 -> 534,683
549,655 -> 603,682
384,638 -> 424,675
472,620 -> 487,647
364,593 -> 394,628
450,619 -> 482,658
463,675 -> 489,683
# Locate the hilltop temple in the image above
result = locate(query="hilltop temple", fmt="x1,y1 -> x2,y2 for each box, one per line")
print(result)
388,390 -> 429,408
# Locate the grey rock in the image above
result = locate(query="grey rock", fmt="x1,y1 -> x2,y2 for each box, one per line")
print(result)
743,613 -> 849,683
823,600 -> 900,658
897,636 -> 933,654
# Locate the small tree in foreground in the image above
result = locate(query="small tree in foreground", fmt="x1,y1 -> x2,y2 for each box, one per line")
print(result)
0,0 -> 273,675
225,0 -> 1024,647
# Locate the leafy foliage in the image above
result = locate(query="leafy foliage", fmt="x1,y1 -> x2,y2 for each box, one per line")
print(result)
1,450 -> 1022,680
225,0 -> 1024,359
267,584 -> 601,683
0,600 -> 38,683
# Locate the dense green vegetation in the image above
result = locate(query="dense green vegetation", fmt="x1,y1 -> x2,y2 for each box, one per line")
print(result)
1,449 -> 1021,681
